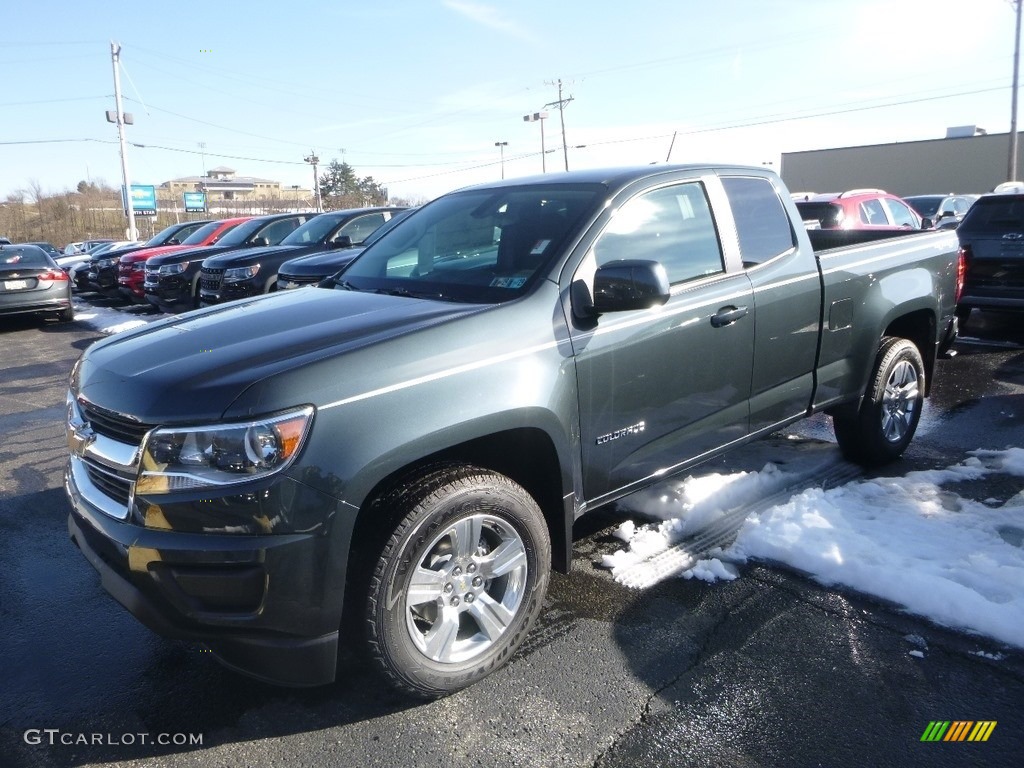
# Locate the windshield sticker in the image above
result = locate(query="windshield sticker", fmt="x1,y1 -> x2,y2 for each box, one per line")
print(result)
530,239 -> 551,255
489,276 -> 528,289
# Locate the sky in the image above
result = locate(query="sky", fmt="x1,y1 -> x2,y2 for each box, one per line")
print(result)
2,0 -> 1018,205
602,440 -> 1024,653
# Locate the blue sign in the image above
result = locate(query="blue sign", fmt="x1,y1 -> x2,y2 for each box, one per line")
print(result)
123,184 -> 157,216
183,191 -> 207,212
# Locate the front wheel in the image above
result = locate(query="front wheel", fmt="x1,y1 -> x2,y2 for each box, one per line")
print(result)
833,337 -> 925,466
366,464 -> 550,698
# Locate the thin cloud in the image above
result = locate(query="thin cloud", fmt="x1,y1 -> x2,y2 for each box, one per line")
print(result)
441,0 -> 538,43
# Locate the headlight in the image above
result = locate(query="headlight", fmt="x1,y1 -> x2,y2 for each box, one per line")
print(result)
224,264 -> 260,282
159,262 -> 188,275
136,406 -> 314,494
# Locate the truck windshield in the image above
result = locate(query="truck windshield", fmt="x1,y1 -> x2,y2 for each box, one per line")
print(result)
334,185 -> 602,303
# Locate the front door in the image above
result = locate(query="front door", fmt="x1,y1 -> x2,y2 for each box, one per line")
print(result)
569,178 -> 755,505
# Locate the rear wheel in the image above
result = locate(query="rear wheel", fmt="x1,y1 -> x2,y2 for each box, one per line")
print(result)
833,337 -> 925,466
56,305 -> 74,323
365,464 -> 550,698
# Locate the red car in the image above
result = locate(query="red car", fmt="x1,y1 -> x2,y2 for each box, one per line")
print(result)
795,189 -> 923,231
117,217 -> 250,304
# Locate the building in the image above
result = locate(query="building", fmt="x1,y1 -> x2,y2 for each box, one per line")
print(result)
780,131 -> 1024,197
161,167 -> 310,203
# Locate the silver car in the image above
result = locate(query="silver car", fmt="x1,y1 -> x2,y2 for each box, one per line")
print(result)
0,244 -> 74,322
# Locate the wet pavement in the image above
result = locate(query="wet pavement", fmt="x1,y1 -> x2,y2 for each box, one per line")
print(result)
0,307 -> 1022,767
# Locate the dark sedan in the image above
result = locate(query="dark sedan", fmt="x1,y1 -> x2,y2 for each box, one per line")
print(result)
197,207 -> 405,306
905,194 -> 978,230
277,207 -> 418,290
0,244 -> 73,322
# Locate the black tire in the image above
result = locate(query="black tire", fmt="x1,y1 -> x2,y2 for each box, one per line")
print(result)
833,337 -> 925,466
57,305 -> 74,323
366,464 -> 550,699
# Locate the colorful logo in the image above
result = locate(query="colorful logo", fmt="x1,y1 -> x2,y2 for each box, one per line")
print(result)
920,721 -> 996,742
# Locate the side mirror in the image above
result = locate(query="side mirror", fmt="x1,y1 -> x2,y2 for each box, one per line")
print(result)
167,238 -> 180,245
591,259 -> 670,314
921,217 -> 934,230
250,236 -> 270,248
330,235 -> 353,249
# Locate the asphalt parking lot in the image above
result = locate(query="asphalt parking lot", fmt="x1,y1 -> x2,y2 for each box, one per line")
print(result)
1,305 -> 1022,768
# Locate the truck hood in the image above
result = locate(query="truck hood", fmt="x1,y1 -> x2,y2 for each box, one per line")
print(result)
110,244 -> 188,264
76,287 -> 484,424
279,247 -> 365,277
201,244 -> 305,269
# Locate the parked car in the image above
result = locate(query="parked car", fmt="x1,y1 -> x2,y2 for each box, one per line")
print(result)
149,211 -> 318,307
143,213 -> 317,310
955,190 -> 1024,326
277,207 -> 418,290
63,239 -> 114,256
60,240 -> 140,272
187,207 -> 404,306
795,189 -> 923,230
0,237 -> 11,245
18,241 -> 63,261
114,218 -> 246,304
82,222 -> 213,296
65,164 -> 959,695
0,244 -> 73,322
904,194 -> 978,230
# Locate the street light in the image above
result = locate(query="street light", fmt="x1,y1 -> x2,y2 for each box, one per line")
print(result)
304,152 -> 321,212
523,111 -> 549,173
494,141 -> 508,179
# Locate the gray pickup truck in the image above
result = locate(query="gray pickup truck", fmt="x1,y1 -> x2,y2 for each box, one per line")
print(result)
65,165 -> 961,698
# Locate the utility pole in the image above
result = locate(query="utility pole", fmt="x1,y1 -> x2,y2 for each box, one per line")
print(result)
109,42 -> 138,241
304,152 -> 321,212
1010,0 -> 1022,181
544,79 -> 574,172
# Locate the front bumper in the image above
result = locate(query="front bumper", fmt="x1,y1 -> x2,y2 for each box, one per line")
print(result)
65,456 -> 347,687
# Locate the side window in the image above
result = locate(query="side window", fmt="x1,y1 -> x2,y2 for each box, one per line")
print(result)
260,218 -> 302,244
336,213 -> 385,244
592,182 -> 724,285
860,199 -> 888,226
721,176 -> 796,266
883,198 -> 918,227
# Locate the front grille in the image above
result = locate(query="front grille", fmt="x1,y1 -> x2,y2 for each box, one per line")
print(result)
143,267 -> 159,288
79,401 -> 152,444
85,463 -> 132,506
280,274 -> 320,286
201,267 -> 224,292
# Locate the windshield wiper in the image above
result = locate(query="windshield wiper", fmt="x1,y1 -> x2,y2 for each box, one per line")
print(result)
332,278 -> 360,291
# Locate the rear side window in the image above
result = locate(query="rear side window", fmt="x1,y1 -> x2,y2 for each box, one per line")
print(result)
882,198 -> 918,228
959,196 -> 1024,233
723,177 -> 796,266
593,182 -> 724,285
859,199 -> 889,226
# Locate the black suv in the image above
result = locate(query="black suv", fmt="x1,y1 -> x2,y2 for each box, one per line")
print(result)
147,212 -> 317,312
199,207 -> 405,304
956,192 -> 1024,325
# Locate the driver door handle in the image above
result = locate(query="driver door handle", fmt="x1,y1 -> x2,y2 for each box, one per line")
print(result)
710,305 -> 748,327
